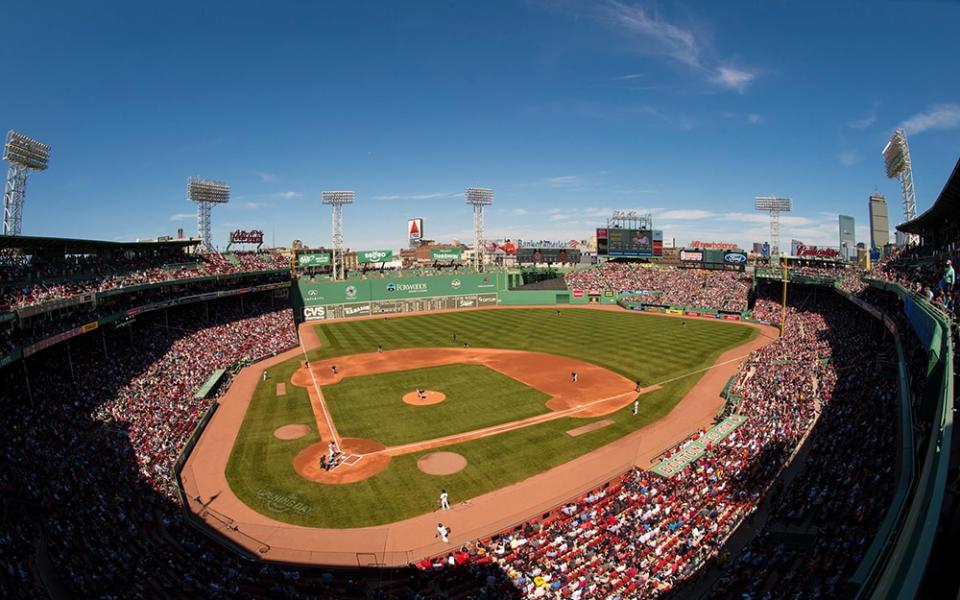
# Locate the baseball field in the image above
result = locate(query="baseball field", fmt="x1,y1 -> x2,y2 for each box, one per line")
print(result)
224,307 -> 756,529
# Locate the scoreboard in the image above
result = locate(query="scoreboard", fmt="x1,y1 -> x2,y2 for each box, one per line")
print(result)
597,228 -> 663,257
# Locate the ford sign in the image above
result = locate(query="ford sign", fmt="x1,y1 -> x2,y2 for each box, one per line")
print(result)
723,252 -> 747,264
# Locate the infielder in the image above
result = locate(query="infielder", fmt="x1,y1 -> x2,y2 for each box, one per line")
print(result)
633,399 -> 639,415
440,489 -> 450,510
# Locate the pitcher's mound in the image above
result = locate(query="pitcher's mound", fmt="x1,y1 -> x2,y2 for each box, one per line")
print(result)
417,452 -> 468,475
403,390 -> 446,406
274,424 -> 310,440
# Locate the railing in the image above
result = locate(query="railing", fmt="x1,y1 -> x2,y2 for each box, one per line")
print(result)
849,280 -> 954,599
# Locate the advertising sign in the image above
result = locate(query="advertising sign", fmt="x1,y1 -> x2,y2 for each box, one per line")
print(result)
229,230 -> 264,244
357,249 -> 394,264
408,218 -> 423,241
298,253 -> 331,267
516,247 -> 582,264
303,306 -> 327,320
723,251 -> 748,265
430,248 -> 462,261
680,250 -> 704,262
689,241 -> 738,250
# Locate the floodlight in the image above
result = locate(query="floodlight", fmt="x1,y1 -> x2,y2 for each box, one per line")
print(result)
465,187 -> 494,271
188,177 -> 230,251
4,130 -> 50,171
754,197 -> 792,212
882,129 -> 917,243
322,190 -> 355,280
188,177 -> 231,203
322,190 -> 355,205
465,188 -> 493,206
3,130 -> 51,236
755,197 -> 792,256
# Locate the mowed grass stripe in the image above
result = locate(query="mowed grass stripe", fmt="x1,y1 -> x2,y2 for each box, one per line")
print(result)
323,364 -> 551,446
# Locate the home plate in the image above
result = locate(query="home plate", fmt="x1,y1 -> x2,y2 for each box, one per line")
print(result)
341,454 -> 363,466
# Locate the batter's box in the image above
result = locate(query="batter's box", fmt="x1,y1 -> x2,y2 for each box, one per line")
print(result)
340,454 -> 363,466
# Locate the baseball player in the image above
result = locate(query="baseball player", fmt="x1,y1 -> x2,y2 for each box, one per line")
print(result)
331,365 -> 338,375
262,370 -> 268,382
633,399 -> 639,415
571,371 -> 578,383
436,523 -> 449,543
327,441 -> 337,468
440,489 -> 450,510
635,380 -> 641,392
377,344 -> 383,353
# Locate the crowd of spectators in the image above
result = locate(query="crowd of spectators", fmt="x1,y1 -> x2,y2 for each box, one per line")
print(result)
0,296 -> 509,599
565,264 -> 751,312
0,251 -> 288,311
417,286 -> 893,598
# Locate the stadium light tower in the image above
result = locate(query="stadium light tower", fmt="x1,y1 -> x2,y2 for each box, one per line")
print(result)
322,190 -> 354,280
465,187 -> 493,272
3,130 -> 51,236
188,177 -> 230,252
883,128 -> 918,245
755,197 -> 792,256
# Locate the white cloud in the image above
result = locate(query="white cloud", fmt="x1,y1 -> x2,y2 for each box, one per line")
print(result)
509,208 -> 529,216
608,73 -> 644,81
541,175 -> 580,187
746,113 -> 763,125
900,103 -> 960,135
711,66 -> 757,93
606,1 -> 699,67
837,150 -> 860,167
254,171 -> 276,182
272,191 -> 303,199
373,192 -> 456,200
243,202 -> 264,209
658,209 -> 716,219
602,2 -> 759,92
169,213 -> 194,222
847,109 -> 877,129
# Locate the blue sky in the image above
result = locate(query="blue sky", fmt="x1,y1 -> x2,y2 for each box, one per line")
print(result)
3,0 -> 959,251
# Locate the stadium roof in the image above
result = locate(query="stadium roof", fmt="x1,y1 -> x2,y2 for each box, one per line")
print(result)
897,156 -> 960,235
0,235 -> 200,253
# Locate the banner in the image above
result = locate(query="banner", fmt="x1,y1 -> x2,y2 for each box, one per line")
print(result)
357,249 -> 393,264
23,320 -> 100,357
298,253 -> 331,267
652,415 -> 747,476
430,248 -> 462,261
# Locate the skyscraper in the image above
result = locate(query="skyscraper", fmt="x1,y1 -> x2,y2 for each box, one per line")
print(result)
869,194 -> 889,249
839,215 -> 855,260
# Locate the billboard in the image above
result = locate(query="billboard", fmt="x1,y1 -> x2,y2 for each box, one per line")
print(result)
596,228 -> 663,257
300,273 -> 501,307
357,249 -> 394,264
408,218 -> 423,241
516,247 -> 582,264
229,229 -> 264,244
680,250 -> 703,262
430,248 -> 462,261
298,252 -> 331,267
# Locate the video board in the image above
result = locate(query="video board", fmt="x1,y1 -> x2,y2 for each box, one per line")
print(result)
596,228 -> 663,257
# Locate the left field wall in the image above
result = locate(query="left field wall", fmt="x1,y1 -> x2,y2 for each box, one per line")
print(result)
295,273 -> 506,321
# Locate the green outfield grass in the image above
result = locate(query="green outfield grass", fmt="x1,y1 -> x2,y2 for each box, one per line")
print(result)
323,363 -> 551,446
224,308 -> 759,528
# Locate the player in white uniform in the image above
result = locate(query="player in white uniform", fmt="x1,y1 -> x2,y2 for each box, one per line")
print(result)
436,523 -> 449,543
440,489 -> 450,510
